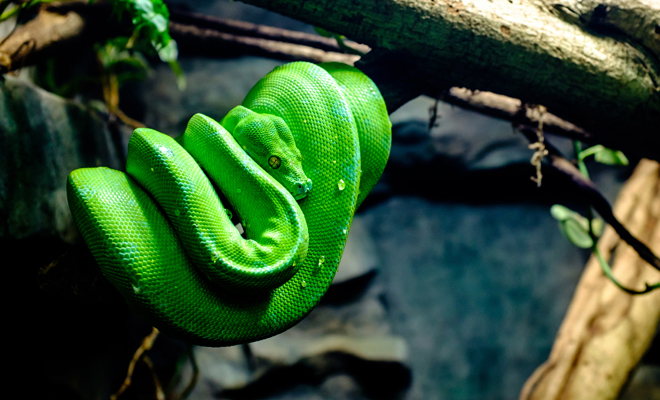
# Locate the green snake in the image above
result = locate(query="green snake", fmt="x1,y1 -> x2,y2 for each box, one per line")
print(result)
67,62 -> 391,346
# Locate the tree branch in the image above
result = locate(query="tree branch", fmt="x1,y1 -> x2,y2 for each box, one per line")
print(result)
168,9 -> 370,55
169,21 -> 359,64
439,87 -> 593,143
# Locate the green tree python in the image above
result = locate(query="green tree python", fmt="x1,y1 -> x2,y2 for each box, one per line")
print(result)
67,62 -> 391,346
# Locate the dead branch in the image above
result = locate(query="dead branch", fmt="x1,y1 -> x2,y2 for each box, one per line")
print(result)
111,327 -> 160,400
168,21 -> 358,64
439,88 -> 593,143
168,9 -> 370,55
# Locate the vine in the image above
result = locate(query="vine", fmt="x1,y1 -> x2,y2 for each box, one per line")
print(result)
550,143 -> 660,294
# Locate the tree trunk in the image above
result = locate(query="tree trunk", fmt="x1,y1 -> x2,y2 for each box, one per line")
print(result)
520,159 -> 660,400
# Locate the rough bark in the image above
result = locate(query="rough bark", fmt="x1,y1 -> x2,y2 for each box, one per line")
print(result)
519,159 -> 660,400
239,0 -> 660,160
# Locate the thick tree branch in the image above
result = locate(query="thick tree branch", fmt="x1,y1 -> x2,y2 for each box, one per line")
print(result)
239,0 -> 660,160
547,0 -> 660,61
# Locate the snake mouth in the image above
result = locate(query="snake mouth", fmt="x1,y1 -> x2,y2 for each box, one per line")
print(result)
293,179 -> 312,200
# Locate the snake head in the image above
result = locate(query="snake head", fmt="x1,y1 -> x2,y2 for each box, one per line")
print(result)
222,106 -> 312,200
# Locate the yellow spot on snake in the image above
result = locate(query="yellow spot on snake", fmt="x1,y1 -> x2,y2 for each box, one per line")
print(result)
338,179 -> 345,191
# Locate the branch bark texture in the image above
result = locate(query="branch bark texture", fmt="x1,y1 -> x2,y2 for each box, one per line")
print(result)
239,0 -> 660,159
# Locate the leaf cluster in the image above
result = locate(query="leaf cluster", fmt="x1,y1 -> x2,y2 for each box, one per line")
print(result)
96,0 -> 184,89
104,0 -> 177,62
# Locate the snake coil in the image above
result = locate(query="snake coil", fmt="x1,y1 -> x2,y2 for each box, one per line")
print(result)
67,62 -> 391,346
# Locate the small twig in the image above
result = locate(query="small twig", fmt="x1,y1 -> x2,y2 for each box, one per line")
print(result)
97,52 -> 145,129
111,327 -> 160,400
519,127 -> 660,273
142,355 -> 166,400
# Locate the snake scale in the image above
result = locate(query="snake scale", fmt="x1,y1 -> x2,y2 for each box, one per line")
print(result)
67,62 -> 391,346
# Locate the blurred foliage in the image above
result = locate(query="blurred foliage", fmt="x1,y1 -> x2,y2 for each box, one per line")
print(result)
98,0 -> 185,89
550,204 -> 603,249
0,0 -> 49,22
579,144 -> 629,167
101,0 -> 177,62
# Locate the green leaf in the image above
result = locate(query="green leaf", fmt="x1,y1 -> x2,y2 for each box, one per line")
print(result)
579,145 -> 628,166
156,38 -> 178,62
550,204 -> 574,221
550,204 -> 603,248
590,218 -> 604,237
560,218 -> 594,248
594,148 -> 629,166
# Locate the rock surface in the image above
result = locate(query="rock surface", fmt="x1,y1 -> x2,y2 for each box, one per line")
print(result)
0,76 -> 123,243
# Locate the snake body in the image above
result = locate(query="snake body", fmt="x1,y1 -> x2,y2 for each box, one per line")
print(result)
67,62 -> 391,346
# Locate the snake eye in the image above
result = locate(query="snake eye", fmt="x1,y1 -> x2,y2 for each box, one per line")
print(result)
268,155 -> 281,169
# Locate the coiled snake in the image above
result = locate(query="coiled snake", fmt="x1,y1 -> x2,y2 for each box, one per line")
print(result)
67,62 -> 391,346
